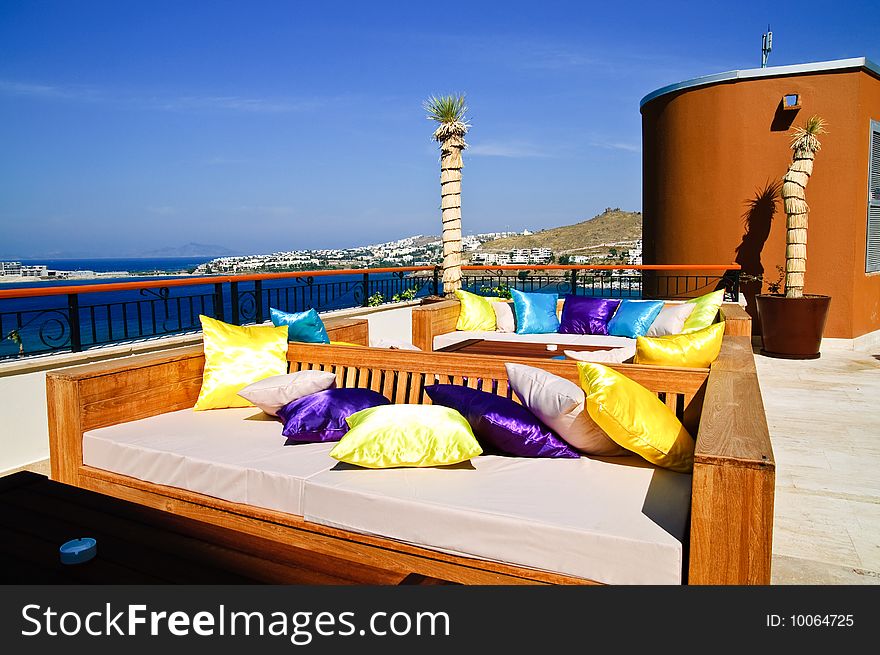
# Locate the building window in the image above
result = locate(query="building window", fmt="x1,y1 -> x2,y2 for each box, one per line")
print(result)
868,120 -> 880,273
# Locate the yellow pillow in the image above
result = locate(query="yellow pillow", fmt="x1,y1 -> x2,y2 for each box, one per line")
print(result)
329,404 -> 483,468
634,322 -> 725,368
681,289 -> 724,333
577,362 -> 694,472
455,290 -> 501,331
330,341 -> 361,346
194,315 -> 289,410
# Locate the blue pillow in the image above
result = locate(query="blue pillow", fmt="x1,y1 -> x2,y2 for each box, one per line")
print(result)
510,289 -> 560,334
606,300 -> 665,338
270,307 -> 330,344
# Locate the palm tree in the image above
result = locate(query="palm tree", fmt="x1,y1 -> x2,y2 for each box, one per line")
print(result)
781,115 -> 826,298
424,94 -> 470,296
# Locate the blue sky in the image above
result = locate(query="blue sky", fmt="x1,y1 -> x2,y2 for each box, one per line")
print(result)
1,0 -> 878,258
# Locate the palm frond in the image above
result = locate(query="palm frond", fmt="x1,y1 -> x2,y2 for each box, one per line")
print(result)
423,94 -> 469,126
790,115 -> 827,151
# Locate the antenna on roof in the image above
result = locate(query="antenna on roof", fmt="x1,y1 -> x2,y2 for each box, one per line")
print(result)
761,25 -> 773,68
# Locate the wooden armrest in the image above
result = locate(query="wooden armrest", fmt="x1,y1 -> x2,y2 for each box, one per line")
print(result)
688,335 -> 774,584
324,316 -> 369,345
720,303 -> 752,336
412,300 -> 461,351
47,345 -> 206,486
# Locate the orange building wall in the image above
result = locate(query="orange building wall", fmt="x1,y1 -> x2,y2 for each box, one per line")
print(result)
642,68 -> 880,339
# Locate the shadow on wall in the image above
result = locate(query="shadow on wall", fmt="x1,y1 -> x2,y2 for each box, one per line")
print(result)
733,180 -> 782,328
770,97 -> 800,132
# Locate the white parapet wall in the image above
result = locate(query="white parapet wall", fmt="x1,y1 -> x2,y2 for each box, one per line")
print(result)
1,367 -> 51,473
0,302 -> 418,475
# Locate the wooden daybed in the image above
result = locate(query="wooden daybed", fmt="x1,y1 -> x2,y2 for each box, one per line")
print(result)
46,327 -> 774,585
412,299 -> 753,351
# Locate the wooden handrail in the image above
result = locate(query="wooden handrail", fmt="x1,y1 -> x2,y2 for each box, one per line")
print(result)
463,264 -> 741,271
0,266 -> 435,300
0,263 -> 740,300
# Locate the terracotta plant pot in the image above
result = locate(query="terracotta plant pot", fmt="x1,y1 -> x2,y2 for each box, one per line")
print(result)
755,294 -> 831,359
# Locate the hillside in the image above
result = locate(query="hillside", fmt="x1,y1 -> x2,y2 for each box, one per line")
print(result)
479,208 -> 641,254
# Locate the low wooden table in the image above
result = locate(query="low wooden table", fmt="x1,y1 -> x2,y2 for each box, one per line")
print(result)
0,471 -> 454,584
435,338 -> 613,359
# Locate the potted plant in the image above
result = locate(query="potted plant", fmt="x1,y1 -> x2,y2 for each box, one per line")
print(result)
755,115 -> 831,359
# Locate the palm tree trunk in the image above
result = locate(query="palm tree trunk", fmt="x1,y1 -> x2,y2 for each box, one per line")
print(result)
781,146 -> 815,298
440,135 -> 465,295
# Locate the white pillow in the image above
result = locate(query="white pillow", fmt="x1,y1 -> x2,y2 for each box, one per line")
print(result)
492,301 -> 516,333
371,338 -> 422,351
237,370 -> 337,416
563,344 -> 636,363
504,363 -> 626,456
645,303 -> 695,337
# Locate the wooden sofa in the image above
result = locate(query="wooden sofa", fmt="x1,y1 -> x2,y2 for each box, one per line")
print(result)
46,332 -> 774,585
412,299 -> 752,351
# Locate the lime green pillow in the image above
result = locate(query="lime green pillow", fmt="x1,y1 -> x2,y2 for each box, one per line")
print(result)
329,404 -> 483,468
681,289 -> 725,333
455,290 -> 501,331
634,322 -> 725,368
577,362 -> 695,472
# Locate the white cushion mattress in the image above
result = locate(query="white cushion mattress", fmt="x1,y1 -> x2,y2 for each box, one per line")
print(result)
83,408 -> 336,515
305,455 -> 691,585
83,408 -> 692,584
434,331 -> 635,351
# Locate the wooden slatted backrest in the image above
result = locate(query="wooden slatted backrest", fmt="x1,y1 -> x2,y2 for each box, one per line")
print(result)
288,343 -> 709,426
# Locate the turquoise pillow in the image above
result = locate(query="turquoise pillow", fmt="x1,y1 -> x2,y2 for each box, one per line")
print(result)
270,307 -> 330,344
510,289 -> 560,334
606,300 -> 665,338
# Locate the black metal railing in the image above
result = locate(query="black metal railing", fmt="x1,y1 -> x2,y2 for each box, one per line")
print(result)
0,268 -> 440,360
0,264 -> 738,360
461,266 -> 740,301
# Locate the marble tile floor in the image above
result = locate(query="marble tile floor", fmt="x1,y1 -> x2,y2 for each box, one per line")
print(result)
755,348 -> 880,584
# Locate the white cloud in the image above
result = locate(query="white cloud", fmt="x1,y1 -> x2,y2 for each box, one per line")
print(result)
0,79 -> 322,114
0,81 -> 66,97
154,95 -> 322,113
590,141 -> 640,153
468,141 -> 555,158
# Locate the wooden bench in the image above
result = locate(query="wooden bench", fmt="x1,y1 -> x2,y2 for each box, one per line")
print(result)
46,334 -> 773,585
412,299 -> 752,351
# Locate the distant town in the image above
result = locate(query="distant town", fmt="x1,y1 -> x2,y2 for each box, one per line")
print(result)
193,231 -> 642,275
1,221 -> 643,283
0,261 -> 132,283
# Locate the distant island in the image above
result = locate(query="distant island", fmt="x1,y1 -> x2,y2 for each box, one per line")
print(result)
141,242 -> 237,258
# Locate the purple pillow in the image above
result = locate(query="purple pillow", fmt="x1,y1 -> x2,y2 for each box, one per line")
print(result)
278,388 -> 390,444
424,384 -> 580,459
558,296 -> 621,335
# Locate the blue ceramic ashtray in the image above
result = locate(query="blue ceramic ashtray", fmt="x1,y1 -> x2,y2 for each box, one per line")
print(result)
60,538 -> 97,565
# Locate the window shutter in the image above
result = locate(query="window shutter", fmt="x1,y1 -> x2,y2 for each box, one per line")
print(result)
868,120 -> 880,273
